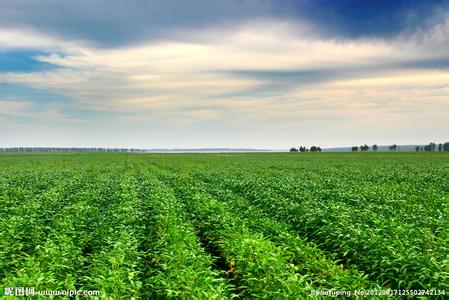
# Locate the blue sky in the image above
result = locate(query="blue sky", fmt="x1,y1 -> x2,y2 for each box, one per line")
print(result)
0,0 -> 448,148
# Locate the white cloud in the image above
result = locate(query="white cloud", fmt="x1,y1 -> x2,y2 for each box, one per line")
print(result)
0,99 -> 86,124
0,17 -> 448,147
0,27 -> 89,52
0,100 -> 33,117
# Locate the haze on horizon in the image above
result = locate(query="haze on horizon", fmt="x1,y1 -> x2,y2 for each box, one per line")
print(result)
0,0 -> 448,149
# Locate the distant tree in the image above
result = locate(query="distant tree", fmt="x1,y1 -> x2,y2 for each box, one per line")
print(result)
351,146 -> 359,152
360,144 -> 369,151
415,146 -> 420,152
443,142 -> 448,151
289,147 -> 298,152
299,146 -> 306,152
372,144 -> 378,151
424,142 -> 437,152
309,146 -> 322,152
389,144 -> 398,151
438,143 -> 443,152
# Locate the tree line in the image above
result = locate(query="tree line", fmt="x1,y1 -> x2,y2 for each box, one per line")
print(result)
415,142 -> 449,152
290,146 -> 322,152
352,144 -> 383,152
290,142 -> 449,152
0,147 -> 152,153
352,142 -> 449,152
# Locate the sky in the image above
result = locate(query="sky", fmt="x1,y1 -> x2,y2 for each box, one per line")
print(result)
0,0 -> 448,149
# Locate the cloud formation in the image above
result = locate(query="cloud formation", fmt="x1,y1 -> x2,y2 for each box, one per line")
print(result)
0,1 -> 448,148
0,0 -> 446,46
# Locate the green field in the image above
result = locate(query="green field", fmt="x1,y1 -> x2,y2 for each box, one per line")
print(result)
1,152 -> 448,298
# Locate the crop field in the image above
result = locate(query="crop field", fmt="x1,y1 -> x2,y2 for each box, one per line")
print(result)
0,152 -> 448,298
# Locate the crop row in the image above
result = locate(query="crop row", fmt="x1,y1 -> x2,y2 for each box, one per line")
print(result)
2,153 -> 448,298
181,172 -> 379,290
171,159 -> 449,290
136,170 -> 230,298
156,166 -> 382,297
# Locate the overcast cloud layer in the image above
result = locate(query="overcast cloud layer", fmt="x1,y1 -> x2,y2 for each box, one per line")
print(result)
0,0 -> 448,148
